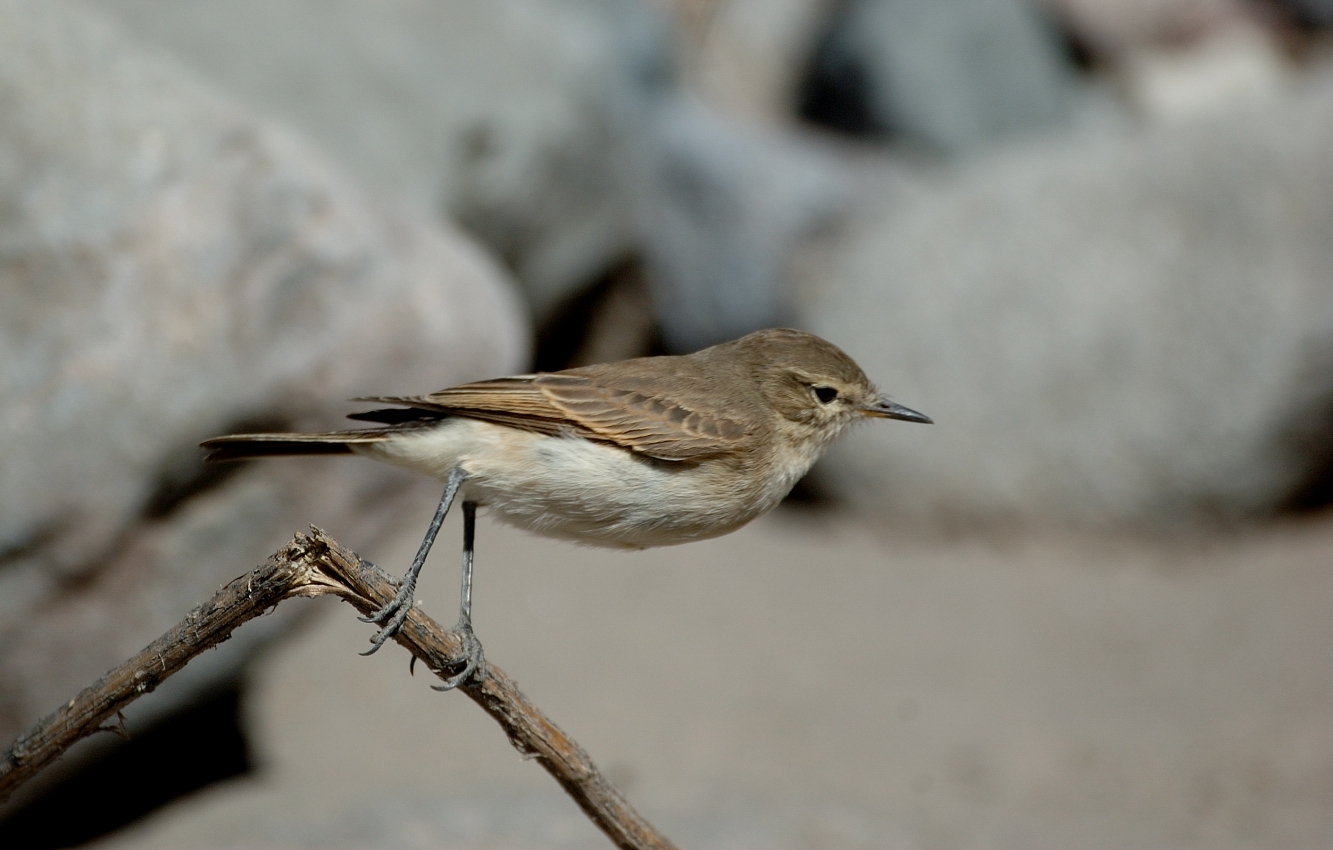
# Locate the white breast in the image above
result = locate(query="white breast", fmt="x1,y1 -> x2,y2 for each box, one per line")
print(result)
352,419 -> 792,549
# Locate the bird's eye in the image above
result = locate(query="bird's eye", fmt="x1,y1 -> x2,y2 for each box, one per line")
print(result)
814,386 -> 838,404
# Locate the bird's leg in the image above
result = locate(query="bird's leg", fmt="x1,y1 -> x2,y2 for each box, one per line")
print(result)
433,499 -> 486,691
360,466 -> 466,656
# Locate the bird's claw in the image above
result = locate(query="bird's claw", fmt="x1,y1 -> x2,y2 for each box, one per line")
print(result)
432,624 -> 485,691
359,580 -> 416,656
358,574 -> 409,623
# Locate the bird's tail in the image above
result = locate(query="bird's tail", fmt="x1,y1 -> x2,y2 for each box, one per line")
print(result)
200,429 -> 390,462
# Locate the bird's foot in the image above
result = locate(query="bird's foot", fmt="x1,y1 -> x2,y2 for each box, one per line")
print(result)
358,577 -> 416,656
432,621 -> 486,691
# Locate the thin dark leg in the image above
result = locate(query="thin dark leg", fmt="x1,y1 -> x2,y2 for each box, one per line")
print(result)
433,500 -> 485,691
360,466 -> 465,656
460,499 -> 476,628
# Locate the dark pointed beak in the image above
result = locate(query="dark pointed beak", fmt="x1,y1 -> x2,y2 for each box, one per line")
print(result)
862,398 -> 933,424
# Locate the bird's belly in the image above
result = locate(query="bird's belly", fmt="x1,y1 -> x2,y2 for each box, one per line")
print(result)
463,432 -> 780,548
357,420 -> 783,549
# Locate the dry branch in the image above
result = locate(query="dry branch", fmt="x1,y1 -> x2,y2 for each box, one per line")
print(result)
0,528 -> 678,850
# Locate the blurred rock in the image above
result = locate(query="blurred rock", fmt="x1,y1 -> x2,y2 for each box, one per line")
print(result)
88,0 -> 864,357
0,0 -> 525,745
1120,24 -> 1290,121
1286,0 -> 1333,27
797,69 -> 1333,525
88,0 -> 660,323
564,260 -> 659,368
799,0 -> 1077,152
1042,0 -> 1293,123
1045,0 -> 1250,58
677,0 -> 831,124
632,98 -> 847,351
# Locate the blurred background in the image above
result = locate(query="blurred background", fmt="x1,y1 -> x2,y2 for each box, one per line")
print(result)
2,0 -> 1333,847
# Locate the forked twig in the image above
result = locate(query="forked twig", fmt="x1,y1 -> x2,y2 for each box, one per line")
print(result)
0,528 -> 678,850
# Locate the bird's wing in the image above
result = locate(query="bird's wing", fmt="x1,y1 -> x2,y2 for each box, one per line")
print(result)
357,373 -> 750,462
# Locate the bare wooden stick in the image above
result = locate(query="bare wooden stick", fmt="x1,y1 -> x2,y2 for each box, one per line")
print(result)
0,528 -> 679,850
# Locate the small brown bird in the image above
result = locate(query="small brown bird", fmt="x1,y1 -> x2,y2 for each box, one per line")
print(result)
202,328 -> 929,688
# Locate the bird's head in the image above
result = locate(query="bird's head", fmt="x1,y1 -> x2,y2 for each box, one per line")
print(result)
733,328 -> 931,453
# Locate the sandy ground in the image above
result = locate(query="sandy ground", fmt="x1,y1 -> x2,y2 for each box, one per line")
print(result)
92,486 -> 1333,849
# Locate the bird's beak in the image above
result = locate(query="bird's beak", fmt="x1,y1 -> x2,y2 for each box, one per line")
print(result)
862,397 -> 933,424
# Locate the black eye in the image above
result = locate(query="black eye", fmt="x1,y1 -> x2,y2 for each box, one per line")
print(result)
814,386 -> 838,404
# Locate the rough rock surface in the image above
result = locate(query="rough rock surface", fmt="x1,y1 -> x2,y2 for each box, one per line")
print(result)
0,0 -> 526,744
799,70 -> 1333,525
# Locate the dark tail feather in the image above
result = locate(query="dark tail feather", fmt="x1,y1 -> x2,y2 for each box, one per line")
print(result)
200,430 -> 386,462
346,407 -> 447,425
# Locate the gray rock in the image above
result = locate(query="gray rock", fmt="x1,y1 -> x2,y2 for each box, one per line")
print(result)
631,98 -> 848,352
0,0 -> 526,742
86,0 -> 660,324
803,0 -> 1077,152
683,0 -> 830,124
1046,0 -> 1250,57
85,0 -> 861,357
798,71 -> 1333,525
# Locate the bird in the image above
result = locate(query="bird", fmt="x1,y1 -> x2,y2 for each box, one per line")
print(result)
201,328 -> 930,689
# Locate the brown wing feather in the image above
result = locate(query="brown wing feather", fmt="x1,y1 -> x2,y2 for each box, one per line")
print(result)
356,377 -> 611,445
535,374 -> 748,460
357,370 -> 751,461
